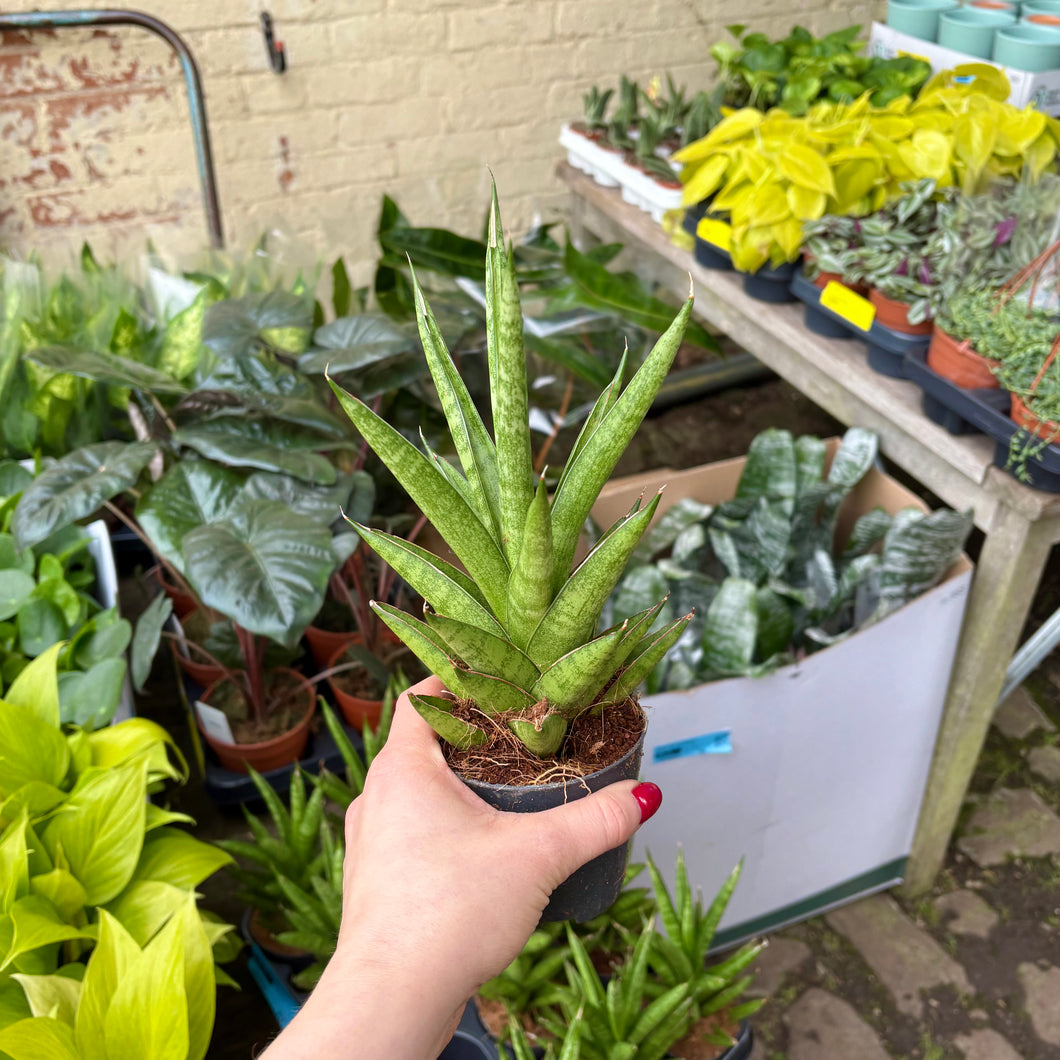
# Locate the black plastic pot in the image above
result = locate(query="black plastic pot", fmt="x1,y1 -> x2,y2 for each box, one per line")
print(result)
904,347 -> 1060,492
716,1020 -> 754,1060
682,200 -> 708,237
462,730 -> 645,922
694,237 -> 735,271
741,261 -> 799,303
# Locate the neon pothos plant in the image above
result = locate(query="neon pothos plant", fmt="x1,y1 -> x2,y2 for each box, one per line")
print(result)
330,185 -> 693,759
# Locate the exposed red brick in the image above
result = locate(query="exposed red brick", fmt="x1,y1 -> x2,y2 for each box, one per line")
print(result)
44,84 -> 170,142
0,52 -> 64,98
49,159 -> 72,181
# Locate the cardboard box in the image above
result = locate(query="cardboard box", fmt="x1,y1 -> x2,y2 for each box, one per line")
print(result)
869,21 -> 1060,115
591,450 -> 973,947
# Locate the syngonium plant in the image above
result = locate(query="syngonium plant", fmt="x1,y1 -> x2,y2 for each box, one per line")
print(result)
329,186 -> 693,760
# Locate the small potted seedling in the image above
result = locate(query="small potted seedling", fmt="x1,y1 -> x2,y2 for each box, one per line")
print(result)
331,183 -> 693,920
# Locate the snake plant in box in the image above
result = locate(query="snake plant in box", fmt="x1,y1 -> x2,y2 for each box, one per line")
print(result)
329,185 -> 693,763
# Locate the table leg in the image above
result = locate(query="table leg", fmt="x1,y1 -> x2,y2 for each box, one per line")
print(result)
903,504 -> 1056,895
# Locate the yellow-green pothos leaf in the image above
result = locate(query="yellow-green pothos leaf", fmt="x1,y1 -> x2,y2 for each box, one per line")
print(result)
0,1016 -> 79,1060
0,699 -> 71,798
41,757 -> 149,906
102,909 -> 189,1060
4,644 -> 63,728
75,911 -> 141,1060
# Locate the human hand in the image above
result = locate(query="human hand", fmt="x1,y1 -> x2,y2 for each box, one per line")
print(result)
264,675 -> 661,1060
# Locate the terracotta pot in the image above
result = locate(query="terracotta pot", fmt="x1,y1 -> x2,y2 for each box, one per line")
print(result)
869,289 -> 933,334
1028,13 -> 1060,23
198,668 -> 315,774
1011,392 -> 1060,440
150,564 -> 196,620
926,326 -> 999,389
173,638 -> 227,688
245,908 -> 314,968
304,624 -> 361,669
326,642 -> 384,731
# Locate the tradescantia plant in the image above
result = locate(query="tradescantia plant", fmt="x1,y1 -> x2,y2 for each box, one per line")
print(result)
330,185 -> 693,760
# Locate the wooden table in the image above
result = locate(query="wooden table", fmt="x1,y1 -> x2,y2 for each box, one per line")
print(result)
558,161 -> 1060,895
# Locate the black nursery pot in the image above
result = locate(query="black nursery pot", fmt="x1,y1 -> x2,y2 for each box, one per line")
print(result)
461,731 -> 645,923
742,260 -> 799,303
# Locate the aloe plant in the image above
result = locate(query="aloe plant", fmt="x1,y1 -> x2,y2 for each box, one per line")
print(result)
330,186 -> 693,759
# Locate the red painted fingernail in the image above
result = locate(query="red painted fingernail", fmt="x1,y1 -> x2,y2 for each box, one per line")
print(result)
632,782 -> 662,823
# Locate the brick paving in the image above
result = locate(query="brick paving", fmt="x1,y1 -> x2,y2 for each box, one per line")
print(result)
743,684 -> 1060,1060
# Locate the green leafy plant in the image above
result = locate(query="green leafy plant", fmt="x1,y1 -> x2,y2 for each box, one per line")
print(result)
645,854 -> 764,1048
711,24 -> 930,115
220,693 -> 396,989
609,427 -> 972,690
676,65 -> 1060,272
548,922 -> 694,1060
331,184 -> 693,760
582,86 -> 614,134
0,649 -> 236,1053
0,461 -> 131,729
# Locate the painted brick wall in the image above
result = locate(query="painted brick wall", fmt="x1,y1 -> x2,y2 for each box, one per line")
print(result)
1,0 -> 883,283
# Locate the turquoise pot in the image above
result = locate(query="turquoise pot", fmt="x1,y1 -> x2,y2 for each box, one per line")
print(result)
938,6 -> 1017,55
993,20 -> 1060,68
886,0 -> 961,39
1023,0 -> 1060,14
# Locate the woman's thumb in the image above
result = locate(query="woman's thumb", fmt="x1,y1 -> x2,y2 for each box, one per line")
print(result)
531,781 -> 662,882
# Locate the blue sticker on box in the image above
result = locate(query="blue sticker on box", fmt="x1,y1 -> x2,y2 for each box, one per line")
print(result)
653,730 -> 732,763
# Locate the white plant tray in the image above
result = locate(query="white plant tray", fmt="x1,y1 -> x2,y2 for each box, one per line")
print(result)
559,125 -> 682,223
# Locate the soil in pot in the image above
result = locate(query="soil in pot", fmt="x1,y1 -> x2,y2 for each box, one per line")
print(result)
926,326 -> 999,389
473,996 -> 548,1046
199,668 -> 315,773
444,695 -> 645,786
1011,392 -> 1060,440
868,289 -> 932,335
670,1016 -> 750,1060
247,907 -> 314,968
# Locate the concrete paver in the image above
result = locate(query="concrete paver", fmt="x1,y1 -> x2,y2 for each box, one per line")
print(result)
994,688 -> 1055,739
958,789 -> 1060,866
954,1028 -> 1025,1060
784,989 -> 892,1060
748,937 -> 812,998
933,889 -> 1000,939
1028,745 -> 1060,785
827,895 -> 972,1017
1018,963 -> 1060,1047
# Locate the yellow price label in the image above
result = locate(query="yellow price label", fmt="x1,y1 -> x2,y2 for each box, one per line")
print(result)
696,217 -> 732,252
820,281 -> 875,332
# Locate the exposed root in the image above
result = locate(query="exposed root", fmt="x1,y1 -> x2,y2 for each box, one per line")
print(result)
445,696 -> 646,786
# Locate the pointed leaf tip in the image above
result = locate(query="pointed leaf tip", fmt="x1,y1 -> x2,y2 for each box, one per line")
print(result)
688,273 -> 695,299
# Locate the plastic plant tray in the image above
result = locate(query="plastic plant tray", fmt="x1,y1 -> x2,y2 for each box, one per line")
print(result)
743,260 -> 799,304
904,348 -> 1060,492
790,271 -> 929,379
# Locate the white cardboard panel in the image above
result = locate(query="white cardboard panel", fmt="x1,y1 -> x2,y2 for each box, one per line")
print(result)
592,451 -> 973,941
631,566 -> 971,940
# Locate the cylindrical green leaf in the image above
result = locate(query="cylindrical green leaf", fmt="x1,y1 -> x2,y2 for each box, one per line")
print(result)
527,496 -> 660,668
549,297 -> 692,591
505,476 -> 553,650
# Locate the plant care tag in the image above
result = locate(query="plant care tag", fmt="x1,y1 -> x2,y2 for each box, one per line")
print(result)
652,730 -> 732,764
696,217 -> 732,252
194,700 -> 234,745
820,281 -> 875,332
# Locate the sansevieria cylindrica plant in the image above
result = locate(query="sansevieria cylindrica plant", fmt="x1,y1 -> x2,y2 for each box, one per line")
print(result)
330,184 -> 693,764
